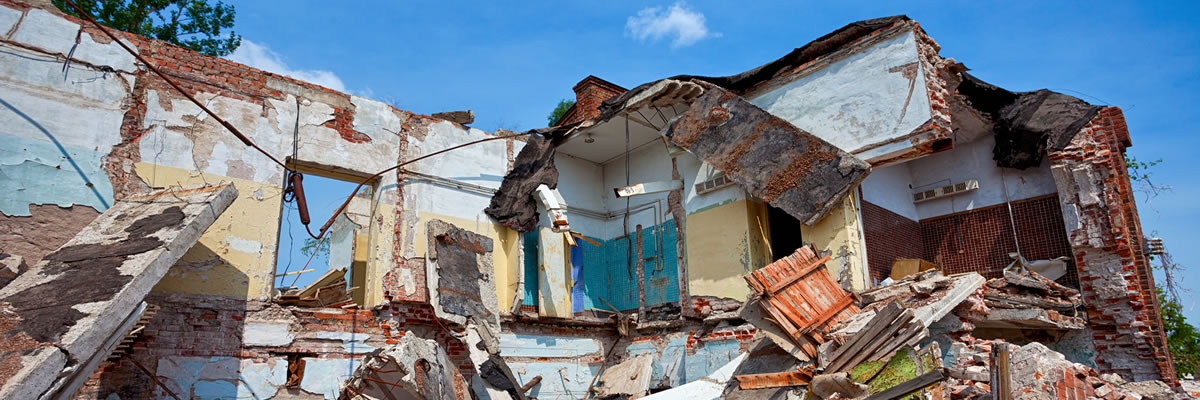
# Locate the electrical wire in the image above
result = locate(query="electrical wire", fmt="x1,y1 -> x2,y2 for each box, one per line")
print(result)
61,0 -> 536,244
62,0 -> 290,171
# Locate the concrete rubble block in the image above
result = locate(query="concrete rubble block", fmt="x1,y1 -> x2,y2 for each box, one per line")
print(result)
1121,380 -> 1173,400
431,110 -> 475,125
594,353 -> 655,399
663,83 -> 871,226
341,332 -> 468,400
0,254 -> 27,288
424,218 -> 499,333
0,183 -> 237,400
810,372 -> 868,399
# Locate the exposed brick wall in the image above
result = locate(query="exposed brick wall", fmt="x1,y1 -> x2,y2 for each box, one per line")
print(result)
558,75 -> 626,126
1048,107 -> 1175,384
918,195 -> 1077,286
861,200 -> 924,283
76,293 -> 479,398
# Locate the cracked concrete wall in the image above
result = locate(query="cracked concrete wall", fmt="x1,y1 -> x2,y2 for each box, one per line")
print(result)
0,4 -> 137,267
390,120 -> 522,310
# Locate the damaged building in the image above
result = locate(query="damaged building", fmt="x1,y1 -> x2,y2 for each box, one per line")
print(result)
0,2 -> 1180,399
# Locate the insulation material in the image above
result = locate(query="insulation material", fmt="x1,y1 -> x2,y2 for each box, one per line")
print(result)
485,134 -> 561,232
664,84 -> 871,225
0,183 -> 237,400
956,72 -> 1104,170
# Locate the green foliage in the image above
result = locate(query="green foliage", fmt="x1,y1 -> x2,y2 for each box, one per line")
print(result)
1159,287 -> 1200,378
300,237 -> 329,258
1126,155 -> 1162,182
547,99 -> 575,127
54,0 -> 241,56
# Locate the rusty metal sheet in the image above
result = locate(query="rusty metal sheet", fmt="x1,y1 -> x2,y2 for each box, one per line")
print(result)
664,83 -> 871,225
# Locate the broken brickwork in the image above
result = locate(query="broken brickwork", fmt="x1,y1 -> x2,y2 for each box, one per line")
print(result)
1048,107 -> 1175,384
558,75 -> 626,126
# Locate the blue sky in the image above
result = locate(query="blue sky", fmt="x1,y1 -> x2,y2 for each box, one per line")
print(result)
230,1 -> 1200,319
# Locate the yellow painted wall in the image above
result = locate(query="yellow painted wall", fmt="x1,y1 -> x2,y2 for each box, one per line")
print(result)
136,162 -> 282,299
404,212 -> 522,312
685,200 -> 770,301
800,192 -> 869,291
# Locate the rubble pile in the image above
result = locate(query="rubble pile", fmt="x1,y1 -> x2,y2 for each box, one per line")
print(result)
727,255 -> 1185,400
957,269 -> 1085,330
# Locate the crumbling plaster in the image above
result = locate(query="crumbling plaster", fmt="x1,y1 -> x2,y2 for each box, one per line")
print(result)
747,28 -> 933,163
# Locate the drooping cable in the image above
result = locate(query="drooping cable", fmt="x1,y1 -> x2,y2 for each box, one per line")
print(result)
60,0 -> 535,243
61,0 -> 290,171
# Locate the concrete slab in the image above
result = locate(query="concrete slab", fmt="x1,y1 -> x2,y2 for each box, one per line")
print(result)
664,83 -> 871,225
0,183 -> 237,400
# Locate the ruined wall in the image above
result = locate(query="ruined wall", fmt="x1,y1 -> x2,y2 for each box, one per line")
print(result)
0,5 -> 133,264
497,321 -> 758,398
907,135 -> 1059,220
1048,107 -> 1174,383
746,24 -> 940,163
77,294 -> 474,399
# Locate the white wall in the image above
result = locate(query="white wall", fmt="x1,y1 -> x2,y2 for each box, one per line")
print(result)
554,153 -> 607,235
861,163 -> 919,221
405,122 -> 509,224
907,135 -> 1058,220
747,29 -> 931,158
601,140 -> 681,240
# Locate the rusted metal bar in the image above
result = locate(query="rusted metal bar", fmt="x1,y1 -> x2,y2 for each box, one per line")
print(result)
520,376 -> 542,393
734,370 -> 813,390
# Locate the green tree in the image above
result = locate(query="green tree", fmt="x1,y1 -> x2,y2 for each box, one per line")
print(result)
54,0 -> 241,56
300,237 -> 329,258
547,99 -> 575,127
1159,288 -> 1200,378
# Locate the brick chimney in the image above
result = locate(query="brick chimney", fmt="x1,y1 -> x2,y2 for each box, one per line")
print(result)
557,75 -> 627,126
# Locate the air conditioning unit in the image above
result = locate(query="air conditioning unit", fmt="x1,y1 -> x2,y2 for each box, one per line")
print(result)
912,179 -> 979,203
695,173 -> 734,195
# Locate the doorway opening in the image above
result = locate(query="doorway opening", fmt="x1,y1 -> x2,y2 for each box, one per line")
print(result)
767,204 -> 804,261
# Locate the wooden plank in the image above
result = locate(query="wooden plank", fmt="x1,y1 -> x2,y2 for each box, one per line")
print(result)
734,371 -> 813,390
831,310 -> 914,373
767,255 -> 831,293
863,368 -> 948,400
799,294 -> 855,335
825,303 -> 902,371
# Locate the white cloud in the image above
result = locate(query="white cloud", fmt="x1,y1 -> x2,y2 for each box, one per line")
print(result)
226,40 -> 347,93
625,2 -> 720,48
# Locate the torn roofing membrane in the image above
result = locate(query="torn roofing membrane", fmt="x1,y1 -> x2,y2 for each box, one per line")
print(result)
956,72 -> 1104,169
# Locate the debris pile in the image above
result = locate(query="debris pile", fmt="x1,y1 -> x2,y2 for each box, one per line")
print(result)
275,268 -> 355,308
958,269 -> 1085,330
730,252 -> 1182,400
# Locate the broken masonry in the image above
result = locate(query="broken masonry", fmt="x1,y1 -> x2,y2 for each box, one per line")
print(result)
0,4 -> 1180,400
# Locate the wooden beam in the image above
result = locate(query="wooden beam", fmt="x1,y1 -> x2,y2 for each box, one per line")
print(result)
276,269 -> 315,277
991,342 -> 1012,400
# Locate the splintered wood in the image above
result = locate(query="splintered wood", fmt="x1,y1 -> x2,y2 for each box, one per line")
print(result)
745,245 -> 860,357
